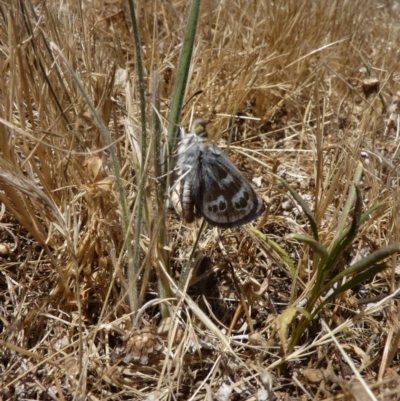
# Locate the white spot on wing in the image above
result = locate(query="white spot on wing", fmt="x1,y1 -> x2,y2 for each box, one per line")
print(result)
221,173 -> 234,185
232,187 -> 253,212
208,195 -> 226,209
206,195 -> 228,223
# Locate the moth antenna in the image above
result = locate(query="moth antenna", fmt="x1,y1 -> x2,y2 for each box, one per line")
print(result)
182,90 -> 204,110
176,126 -> 185,141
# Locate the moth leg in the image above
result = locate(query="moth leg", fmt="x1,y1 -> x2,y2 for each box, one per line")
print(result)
168,179 -> 182,212
194,207 -> 201,219
168,164 -> 191,193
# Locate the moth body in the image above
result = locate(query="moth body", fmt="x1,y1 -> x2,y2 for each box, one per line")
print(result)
176,131 -> 204,223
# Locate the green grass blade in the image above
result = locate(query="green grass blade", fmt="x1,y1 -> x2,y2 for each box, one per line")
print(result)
321,186 -> 363,281
286,233 -> 328,264
360,202 -> 387,223
166,0 -> 202,155
253,229 -> 296,279
322,242 -> 400,293
335,163 -> 363,235
315,263 -> 388,317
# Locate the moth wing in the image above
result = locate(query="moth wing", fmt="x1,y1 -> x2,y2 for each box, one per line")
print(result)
191,145 -> 265,228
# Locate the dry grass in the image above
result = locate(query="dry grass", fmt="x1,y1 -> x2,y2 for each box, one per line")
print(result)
1,0 -> 400,399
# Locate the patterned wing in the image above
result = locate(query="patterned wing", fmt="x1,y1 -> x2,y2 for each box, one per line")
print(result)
190,144 -> 265,228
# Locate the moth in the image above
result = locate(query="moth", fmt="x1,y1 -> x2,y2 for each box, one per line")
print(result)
173,119 -> 265,228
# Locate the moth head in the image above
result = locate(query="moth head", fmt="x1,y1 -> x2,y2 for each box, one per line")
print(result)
191,119 -> 208,138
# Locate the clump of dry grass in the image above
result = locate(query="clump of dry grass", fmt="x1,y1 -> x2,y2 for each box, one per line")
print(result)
1,0 -> 400,399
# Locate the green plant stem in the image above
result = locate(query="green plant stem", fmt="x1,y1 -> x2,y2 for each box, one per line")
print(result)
166,0 -> 202,155
163,0 -> 202,294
